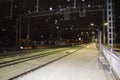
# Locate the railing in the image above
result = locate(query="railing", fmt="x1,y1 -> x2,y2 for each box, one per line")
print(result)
100,44 -> 120,80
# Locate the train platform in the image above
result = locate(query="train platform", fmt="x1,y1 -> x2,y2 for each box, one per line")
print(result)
16,43 -> 115,80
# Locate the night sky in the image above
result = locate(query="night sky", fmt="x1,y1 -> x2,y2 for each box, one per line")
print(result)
0,0 -> 120,47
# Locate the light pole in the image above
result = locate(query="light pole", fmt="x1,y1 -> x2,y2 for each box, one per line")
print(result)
74,0 -> 76,8
90,23 -> 108,43
102,5 -> 106,44
16,18 -> 18,50
36,0 -> 39,12
90,23 -> 98,42
10,0 -> 13,19
103,22 -> 108,44
27,18 -> 30,49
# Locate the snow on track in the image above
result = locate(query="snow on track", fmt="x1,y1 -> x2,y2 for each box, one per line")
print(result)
16,43 -> 115,80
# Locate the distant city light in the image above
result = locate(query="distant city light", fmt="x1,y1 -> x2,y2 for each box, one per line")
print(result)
65,28 -> 68,30
56,26 -> 59,29
78,37 -> 81,41
88,4 -> 91,7
41,35 -> 43,38
49,7 -> 53,11
58,5 -> 61,8
70,27 -> 73,30
55,20 -> 58,24
92,31 -> 95,34
20,46 -> 23,49
86,32 -> 89,34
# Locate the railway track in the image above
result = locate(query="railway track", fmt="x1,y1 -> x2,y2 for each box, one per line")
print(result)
0,44 -> 86,80
0,48 -> 69,68
9,51 -> 73,80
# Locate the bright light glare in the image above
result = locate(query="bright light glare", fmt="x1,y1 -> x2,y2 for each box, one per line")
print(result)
104,23 -> 108,26
56,26 -> 59,29
20,46 -> 23,49
90,23 -> 94,26
49,7 -> 53,11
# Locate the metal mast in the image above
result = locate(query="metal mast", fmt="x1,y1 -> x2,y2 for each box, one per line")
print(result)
107,0 -> 114,48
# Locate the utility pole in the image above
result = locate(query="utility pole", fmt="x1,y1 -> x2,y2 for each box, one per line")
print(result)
27,18 -> 30,49
102,5 -> 106,44
74,0 -> 76,8
10,0 -> 13,19
19,16 -> 22,49
36,0 -> 39,12
16,18 -> 19,50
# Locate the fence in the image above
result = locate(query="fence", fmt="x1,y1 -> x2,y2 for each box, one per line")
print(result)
100,44 -> 120,80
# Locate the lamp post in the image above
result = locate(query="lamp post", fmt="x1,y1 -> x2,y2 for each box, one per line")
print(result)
10,0 -> 14,19
74,0 -> 76,8
90,23 -> 98,42
103,22 -> 108,44
36,0 -> 39,12
27,18 -> 30,49
90,23 -> 108,43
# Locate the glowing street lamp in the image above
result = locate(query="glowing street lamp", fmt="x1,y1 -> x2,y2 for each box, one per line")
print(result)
90,23 -> 94,26
104,22 -> 108,26
49,7 -> 53,11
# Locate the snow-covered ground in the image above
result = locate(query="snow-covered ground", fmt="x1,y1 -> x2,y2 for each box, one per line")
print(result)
16,43 -> 115,80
